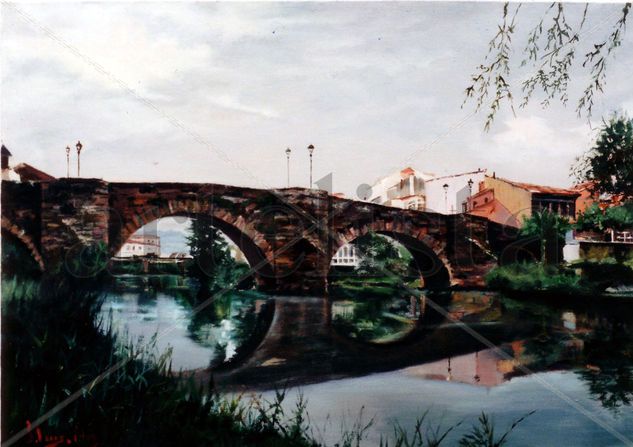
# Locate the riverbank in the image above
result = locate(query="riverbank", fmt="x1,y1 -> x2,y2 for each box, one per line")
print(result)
485,261 -> 633,299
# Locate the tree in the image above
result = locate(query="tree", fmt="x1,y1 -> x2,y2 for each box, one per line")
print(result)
521,210 -> 571,265
186,217 -> 236,294
464,3 -> 631,130
574,115 -> 633,199
575,203 -> 607,232
355,233 -> 411,276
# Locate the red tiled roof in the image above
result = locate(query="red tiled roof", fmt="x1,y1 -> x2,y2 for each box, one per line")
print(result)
13,163 -> 55,181
469,199 -> 521,228
400,167 -> 416,178
492,176 -> 579,197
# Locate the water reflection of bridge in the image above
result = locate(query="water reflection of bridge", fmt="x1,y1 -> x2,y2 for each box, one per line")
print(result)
209,296 -> 537,390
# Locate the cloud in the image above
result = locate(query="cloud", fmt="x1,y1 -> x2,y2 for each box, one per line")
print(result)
2,4 -> 213,92
1,2 -> 631,197
485,115 -> 595,186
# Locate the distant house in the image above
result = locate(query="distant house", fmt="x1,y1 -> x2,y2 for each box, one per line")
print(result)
168,252 -> 193,259
13,163 -> 56,182
1,144 -> 55,182
1,145 -> 19,181
330,243 -> 360,267
367,167 -> 435,211
116,234 -> 161,257
467,175 -> 579,228
366,166 -> 488,214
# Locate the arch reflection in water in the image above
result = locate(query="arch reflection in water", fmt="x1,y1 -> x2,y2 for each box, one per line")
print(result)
101,275 -> 271,371
331,294 -> 426,343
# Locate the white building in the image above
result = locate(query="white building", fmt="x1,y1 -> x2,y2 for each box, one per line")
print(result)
330,243 -> 360,267
368,167 -> 435,210
367,167 -> 486,215
424,169 -> 487,214
116,234 -> 161,257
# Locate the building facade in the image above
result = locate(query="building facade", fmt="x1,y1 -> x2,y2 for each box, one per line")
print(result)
368,167 -> 435,210
116,234 -> 161,257
330,243 -> 360,267
367,167 -> 487,215
467,175 -> 579,228
424,169 -> 487,214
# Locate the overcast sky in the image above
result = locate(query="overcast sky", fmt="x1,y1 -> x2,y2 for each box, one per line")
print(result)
2,2 -> 632,199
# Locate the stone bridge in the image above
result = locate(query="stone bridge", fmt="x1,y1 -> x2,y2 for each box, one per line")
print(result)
1,179 -> 522,294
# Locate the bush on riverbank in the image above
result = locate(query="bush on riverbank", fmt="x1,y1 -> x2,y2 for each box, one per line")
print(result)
575,261 -> 633,290
485,263 -> 590,296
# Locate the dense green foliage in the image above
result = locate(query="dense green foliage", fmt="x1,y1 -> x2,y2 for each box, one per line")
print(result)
520,210 -> 571,265
576,202 -> 633,232
574,115 -> 633,198
1,232 -> 42,278
186,218 -> 251,293
486,263 -> 588,295
353,233 -> 414,277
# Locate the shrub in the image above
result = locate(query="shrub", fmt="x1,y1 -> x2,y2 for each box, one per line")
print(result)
485,263 -> 589,295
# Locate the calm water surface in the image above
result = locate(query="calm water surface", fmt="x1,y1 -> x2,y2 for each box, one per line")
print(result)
101,275 -> 633,445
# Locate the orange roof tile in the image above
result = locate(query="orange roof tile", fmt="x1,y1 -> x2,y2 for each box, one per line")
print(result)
492,176 -> 579,197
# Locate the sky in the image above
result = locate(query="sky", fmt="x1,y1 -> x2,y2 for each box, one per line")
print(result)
2,2 -> 633,201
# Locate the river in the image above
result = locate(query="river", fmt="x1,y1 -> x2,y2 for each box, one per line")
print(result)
100,275 -> 633,445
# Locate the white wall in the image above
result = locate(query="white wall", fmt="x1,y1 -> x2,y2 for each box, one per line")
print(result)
116,235 -> 161,257
424,171 -> 486,214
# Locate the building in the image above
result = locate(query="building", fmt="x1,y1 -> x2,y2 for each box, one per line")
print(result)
368,167 -> 435,210
466,186 -> 520,227
2,144 -> 55,182
467,174 -> 580,228
116,234 -> 161,257
330,243 -> 360,267
367,167 -> 488,214
1,145 -> 19,181
423,169 -> 487,214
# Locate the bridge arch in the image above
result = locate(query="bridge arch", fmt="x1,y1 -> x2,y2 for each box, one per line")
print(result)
1,217 -> 45,271
331,220 -> 452,289
110,199 -> 275,285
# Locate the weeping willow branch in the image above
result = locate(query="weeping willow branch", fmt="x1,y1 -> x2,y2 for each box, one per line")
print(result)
464,2 -> 631,131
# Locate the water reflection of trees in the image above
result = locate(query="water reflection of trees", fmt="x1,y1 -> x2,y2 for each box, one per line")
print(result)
184,288 -> 266,366
577,321 -> 633,412
501,298 -> 633,412
112,275 -> 265,366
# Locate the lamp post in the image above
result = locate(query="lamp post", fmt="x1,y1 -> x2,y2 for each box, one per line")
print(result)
76,140 -> 83,177
307,144 -> 315,188
285,147 -> 291,187
443,183 -> 449,214
65,146 -> 71,178
467,178 -> 474,212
